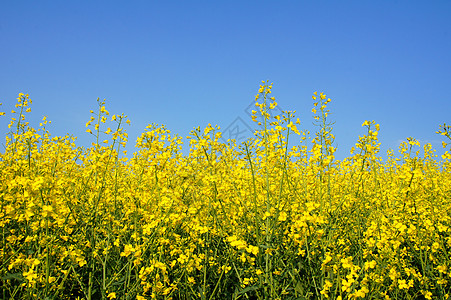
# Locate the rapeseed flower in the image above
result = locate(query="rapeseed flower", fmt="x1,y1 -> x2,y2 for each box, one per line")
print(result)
1,89 -> 450,299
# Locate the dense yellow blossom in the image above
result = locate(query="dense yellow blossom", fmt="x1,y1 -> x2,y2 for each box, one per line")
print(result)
1,87 -> 450,299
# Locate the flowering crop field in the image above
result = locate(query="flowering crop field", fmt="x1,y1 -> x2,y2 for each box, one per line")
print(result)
1,83 -> 451,300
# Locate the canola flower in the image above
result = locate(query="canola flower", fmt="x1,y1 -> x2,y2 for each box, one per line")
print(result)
0,87 -> 450,299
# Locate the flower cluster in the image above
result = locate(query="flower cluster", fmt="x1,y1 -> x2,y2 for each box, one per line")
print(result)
1,87 -> 450,299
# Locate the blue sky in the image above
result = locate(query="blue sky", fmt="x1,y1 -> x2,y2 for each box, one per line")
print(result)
1,1 -> 450,160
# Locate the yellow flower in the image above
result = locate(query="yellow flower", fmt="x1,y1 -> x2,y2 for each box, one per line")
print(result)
100,106 -> 109,115
230,239 -> 247,250
242,277 -> 251,285
120,244 -> 135,257
23,268 -> 37,284
423,291 -> 433,300
341,257 -> 353,269
278,211 -> 288,222
398,279 -> 409,290
246,245 -> 259,256
364,260 -> 377,270
322,255 -> 332,266
437,265 -> 447,273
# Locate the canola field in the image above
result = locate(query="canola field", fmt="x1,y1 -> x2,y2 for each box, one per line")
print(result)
1,83 -> 451,299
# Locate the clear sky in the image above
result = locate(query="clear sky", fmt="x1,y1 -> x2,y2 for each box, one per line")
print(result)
1,1 -> 450,160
